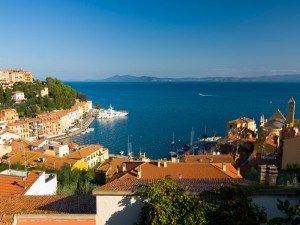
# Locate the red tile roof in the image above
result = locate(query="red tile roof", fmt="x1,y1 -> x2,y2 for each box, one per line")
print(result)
0,195 -> 96,214
97,161 -> 245,194
0,170 -> 43,196
67,144 -> 103,159
0,195 -> 96,224
228,117 -> 254,124
110,161 -> 241,181
94,178 -> 250,194
181,154 -> 235,164
98,158 -> 130,179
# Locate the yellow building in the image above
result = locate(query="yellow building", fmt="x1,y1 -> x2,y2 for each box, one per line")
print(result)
226,117 -> 257,137
7,120 -> 29,139
282,136 -> 300,168
24,117 -> 43,139
0,109 -> 19,123
68,144 -> 109,169
37,112 -> 61,137
0,70 -> 9,84
55,111 -> 69,132
0,69 -> 33,85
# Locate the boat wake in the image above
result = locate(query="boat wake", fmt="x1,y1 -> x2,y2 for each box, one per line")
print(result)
199,93 -> 215,97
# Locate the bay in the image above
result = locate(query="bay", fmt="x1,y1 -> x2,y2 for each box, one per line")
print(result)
66,82 -> 300,159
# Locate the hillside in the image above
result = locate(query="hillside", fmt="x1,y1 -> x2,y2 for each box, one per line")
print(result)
102,74 -> 300,82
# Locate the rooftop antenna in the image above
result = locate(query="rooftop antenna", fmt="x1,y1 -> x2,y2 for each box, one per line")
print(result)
190,127 -> 195,146
128,135 -> 132,158
22,176 -> 27,189
22,144 -> 27,176
8,160 -> 11,175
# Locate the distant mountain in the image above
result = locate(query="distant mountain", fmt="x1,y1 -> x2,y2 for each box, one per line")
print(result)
102,74 -> 300,82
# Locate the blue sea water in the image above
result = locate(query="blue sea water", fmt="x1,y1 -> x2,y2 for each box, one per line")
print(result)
66,82 -> 300,159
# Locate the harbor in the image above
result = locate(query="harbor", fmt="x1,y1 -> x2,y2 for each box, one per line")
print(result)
50,112 -> 95,141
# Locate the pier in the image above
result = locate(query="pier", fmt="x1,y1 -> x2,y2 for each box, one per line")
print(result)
49,112 -> 95,141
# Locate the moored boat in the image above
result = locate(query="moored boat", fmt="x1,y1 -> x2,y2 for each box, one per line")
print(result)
97,104 -> 128,119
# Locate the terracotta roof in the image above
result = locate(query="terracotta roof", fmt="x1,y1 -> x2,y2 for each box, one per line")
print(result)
11,141 -> 30,153
7,121 -> 28,126
0,195 -> 96,214
109,161 -> 242,182
228,117 -> 254,124
0,170 -> 43,196
43,157 -> 78,170
24,117 -> 41,122
94,178 -> 249,193
264,132 -> 278,147
68,142 -> 78,149
181,154 -> 235,164
30,139 -> 47,147
68,145 -> 103,160
0,195 -> 96,224
15,218 -> 95,225
8,150 -> 78,170
0,109 -> 16,112
98,158 -> 130,179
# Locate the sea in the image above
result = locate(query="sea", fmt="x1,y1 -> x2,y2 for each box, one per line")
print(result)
66,82 -> 300,160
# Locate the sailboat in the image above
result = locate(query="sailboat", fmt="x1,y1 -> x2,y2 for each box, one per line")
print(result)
170,132 -> 175,146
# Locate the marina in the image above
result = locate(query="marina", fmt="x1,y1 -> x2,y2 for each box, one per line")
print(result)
68,82 -> 300,159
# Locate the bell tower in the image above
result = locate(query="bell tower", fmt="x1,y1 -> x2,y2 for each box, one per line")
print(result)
287,97 -> 295,127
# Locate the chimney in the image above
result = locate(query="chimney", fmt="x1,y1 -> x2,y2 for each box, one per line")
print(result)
237,167 -> 240,176
157,161 -> 160,167
122,163 -> 126,172
22,176 -> 27,189
222,163 -> 226,171
137,167 -> 141,179
116,165 -> 119,173
164,161 -> 167,167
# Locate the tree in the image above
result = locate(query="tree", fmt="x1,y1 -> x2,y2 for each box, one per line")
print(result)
203,184 -> 266,225
4,87 -> 12,106
268,200 -> 300,225
135,179 -> 266,225
135,178 -> 207,225
0,86 -> 4,104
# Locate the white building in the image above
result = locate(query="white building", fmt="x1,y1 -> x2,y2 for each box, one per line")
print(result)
44,141 -> 70,157
0,129 -> 19,145
40,87 -> 49,97
227,117 -> 257,133
0,169 -> 57,196
12,91 -> 25,102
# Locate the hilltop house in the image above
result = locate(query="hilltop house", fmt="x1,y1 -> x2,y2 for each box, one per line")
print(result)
12,91 -> 25,102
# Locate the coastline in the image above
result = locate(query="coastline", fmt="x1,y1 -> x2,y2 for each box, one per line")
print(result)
50,114 -> 95,141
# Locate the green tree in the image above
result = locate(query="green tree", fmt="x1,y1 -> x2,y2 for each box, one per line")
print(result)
4,87 -> 12,106
268,200 -> 300,225
136,180 -> 266,225
0,86 -> 4,104
135,178 -> 207,225
203,184 -> 266,225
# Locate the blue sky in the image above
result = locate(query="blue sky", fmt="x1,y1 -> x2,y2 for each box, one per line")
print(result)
0,0 -> 300,81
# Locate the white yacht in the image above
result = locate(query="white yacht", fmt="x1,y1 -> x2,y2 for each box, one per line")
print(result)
97,104 -> 128,119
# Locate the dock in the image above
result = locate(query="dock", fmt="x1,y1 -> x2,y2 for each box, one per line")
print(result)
49,113 -> 95,141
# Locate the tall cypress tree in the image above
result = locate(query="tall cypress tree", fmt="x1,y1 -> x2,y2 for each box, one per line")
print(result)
4,87 -> 12,105
0,86 -> 4,104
